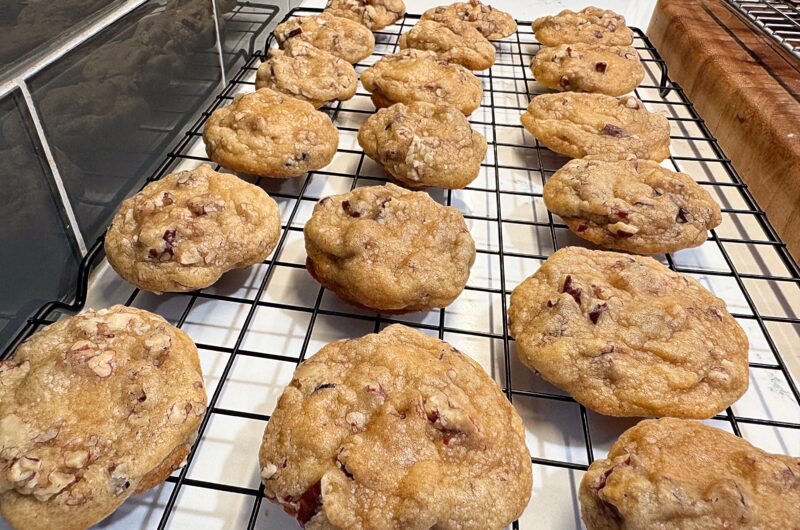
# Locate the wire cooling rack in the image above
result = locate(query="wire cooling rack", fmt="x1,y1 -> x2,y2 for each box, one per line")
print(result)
3,6 -> 799,530
724,0 -> 800,58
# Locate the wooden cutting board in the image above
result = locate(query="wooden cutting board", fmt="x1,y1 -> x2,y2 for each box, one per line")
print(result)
648,0 -> 800,261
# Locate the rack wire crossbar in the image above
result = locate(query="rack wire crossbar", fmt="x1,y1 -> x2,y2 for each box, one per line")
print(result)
2,7 -> 799,530
724,0 -> 800,58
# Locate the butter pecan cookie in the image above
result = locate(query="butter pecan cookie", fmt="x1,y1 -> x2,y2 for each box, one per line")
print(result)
398,19 -> 496,71
421,0 -> 517,40
360,49 -> 483,115
203,88 -> 339,178
358,102 -> 487,189
508,247 -> 749,418
304,184 -> 476,313
544,159 -> 721,254
256,40 -> 357,109
520,93 -> 670,161
323,0 -> 405,30
105,165 -> 281,293
580,418 -> 800,530
532,44 -> 644,96
274,13 -> 375,64
0,306 -> 206,530
259,324 -> 532,529
532,7 -> 633,46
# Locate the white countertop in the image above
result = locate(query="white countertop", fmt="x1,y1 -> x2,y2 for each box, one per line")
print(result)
300,0 -> 659,28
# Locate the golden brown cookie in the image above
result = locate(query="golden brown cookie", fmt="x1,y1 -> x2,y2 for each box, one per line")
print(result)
421,0 -> 517,40
0,306 -> 206,530
532,7 -> 633,46
274,13 -> 375,64
580,418 -> 800,530
520,93 -> 670,161
532,44 -> 644,96
304,184 -> 476,313
255,39 -> 357,108
357,102 -> 487,189
360,49 -> 483,115
543,159 -> 721,254
398,19 -> 496,71
508,247 -> 749,418
203,88 -> 339,178
259,324 -> 532,529
323,0 -> 405,30
105,165 -> 281,293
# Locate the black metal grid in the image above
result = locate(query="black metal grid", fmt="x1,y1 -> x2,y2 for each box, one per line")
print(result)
3,6 -> 799,529
724,0 -> 800,57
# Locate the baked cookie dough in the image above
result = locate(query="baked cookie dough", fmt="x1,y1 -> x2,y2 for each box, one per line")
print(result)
323,0 -> 405,30
203,88 -> 339,178
358,102 -> 487,189
421,1 -> 517,40
544,159 -> 721,254
360,49 -> 483,115
0,306 -> 206,530
508,247 -> 749,418
532,44 -> 644,96
520,93 -> 670,161
398,19 -> 496,71
533,7 -> 633,46
580,418 -> 800,530
259,324 -> 532,529
256,39 -> 357,109
304,184 -> 476,313
105,165 -> 281,293
274,13 -> 375,64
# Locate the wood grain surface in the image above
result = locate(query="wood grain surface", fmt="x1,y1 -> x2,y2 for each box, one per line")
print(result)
648,0 -> 800,260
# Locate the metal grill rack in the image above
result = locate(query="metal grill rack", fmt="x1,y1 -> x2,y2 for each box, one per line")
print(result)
724,0 -> 800,58
3,7 -> 799,529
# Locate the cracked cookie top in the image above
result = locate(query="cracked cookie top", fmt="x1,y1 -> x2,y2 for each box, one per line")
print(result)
256,39 -> 357,109
532,43 -> 644,97
508,247 -> 749,418
357,101 -> 487,189
0,306 -> 206,530
360,49 -> 483,115
398,19 -> 496,71
105,164 -> 281,293
421,1 -> 517,40
259,324 -> 532,529
323,0 -> 405,30
580,418 -> 800,530
274,13 -> 375,64
521,93 -> 671,161
203,88 -> 339,178
543,159 -> 721,254
533,7 -> 633,46
304,184 -> 476,313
